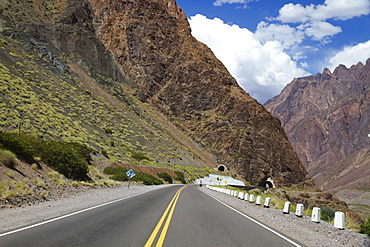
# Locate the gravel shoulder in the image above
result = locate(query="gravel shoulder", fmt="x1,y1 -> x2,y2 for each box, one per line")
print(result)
1,183 -> 369,247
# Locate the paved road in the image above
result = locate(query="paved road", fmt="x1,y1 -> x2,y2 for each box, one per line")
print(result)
0,185 -> 303,247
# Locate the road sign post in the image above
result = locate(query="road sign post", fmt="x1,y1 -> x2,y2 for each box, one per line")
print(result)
126,169 -> 136,189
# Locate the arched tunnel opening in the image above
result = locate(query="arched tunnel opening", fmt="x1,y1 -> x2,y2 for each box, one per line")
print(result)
264,181 -> 273,188
218,165 -> 226,172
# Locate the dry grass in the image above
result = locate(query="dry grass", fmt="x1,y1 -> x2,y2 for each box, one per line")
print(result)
0,180 -> 32,199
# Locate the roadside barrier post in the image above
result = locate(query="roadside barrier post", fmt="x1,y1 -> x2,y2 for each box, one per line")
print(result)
238,191 -> 244,200
244,193 -> 249,201
311,207 -> 321,223
334,212 -> 345,229
283,202 -> 290,214
256,195 -> 262,205
263,197 -> 270,208
249,194 -> 255,203
295,204 -> 304,217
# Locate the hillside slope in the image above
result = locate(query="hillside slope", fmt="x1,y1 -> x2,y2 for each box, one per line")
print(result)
0,0 -> 311,187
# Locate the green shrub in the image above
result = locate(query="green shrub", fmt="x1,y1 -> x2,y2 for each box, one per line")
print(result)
103,167 -> 128,181
103,167 -> 163,185
359,218 -> 370,237
104,128 -> 113,134
0,149 -> 16,168
134,172 -> 163,185
174,171 -> 186,184
158,172 -> 173,184
321,207 -> 335,223
0,131 -> 90,180
131,151 -> 150,162
0,132 -> 39,162
101,149 -> 108,158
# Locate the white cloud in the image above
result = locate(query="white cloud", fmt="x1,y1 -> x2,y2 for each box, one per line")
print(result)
277,0 -> 370,23
274,0 -> 369,43
302,21 -> 342,41
213,0 -> 251,7
254,21 -> 305,49
327,40 -> 370,71
189,14 -> 309,103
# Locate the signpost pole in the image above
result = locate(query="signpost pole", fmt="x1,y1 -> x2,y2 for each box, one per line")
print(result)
126,169 -> 135,190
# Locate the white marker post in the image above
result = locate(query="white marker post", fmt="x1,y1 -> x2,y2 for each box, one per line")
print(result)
295,204 -> 304,217
334,212 -> 345,229
256,196 -> 262,205
283,202 -> 290,214
311,207 -> 321,223
264,197 -> 271,208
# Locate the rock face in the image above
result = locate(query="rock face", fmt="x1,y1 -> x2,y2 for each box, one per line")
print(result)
86,0 -> 309,187
265,59 -> 370,191
0,0 -> 310,187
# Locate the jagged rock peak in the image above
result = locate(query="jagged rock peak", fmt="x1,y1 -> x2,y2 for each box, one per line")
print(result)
153,0 -> 188,22
323,68 -> 332,74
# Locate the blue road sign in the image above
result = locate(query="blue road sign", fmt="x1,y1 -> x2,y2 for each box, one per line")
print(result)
126,169 -> 135,179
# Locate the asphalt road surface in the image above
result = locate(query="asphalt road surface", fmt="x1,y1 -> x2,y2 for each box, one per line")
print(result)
0,185 -> 303,247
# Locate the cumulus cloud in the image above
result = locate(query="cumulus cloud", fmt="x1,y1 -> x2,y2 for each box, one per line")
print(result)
254,21 -> 305,49
189,14 -> 309,103
301,21 -> 342,41
277,0 -> 370,23
327,40 -> 370,71
273,0 -> 369,44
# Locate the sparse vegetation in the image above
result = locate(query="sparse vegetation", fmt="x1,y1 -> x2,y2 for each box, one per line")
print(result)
359,218 -> 370,237
321,207 -> 335,223
103,167 -> 163,185
5,171 -> 14,179
174,171 -> 186,184
0,149 -> 16,168
158,172 -> 173,184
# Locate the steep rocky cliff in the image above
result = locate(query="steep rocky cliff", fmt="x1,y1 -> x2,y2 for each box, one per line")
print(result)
0,0 -> 310,187
88,0 -> 310,187
265,59 -> 370,191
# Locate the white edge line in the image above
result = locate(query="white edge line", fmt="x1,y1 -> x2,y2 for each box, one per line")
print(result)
202,189 -> 302,247
0,190 -> 149,238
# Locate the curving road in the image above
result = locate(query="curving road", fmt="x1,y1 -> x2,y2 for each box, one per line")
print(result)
0,185 -> 304,247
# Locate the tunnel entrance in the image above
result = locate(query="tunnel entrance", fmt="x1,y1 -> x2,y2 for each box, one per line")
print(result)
263,177 -> 275,188
217,165 -> 226,172
264,181 -> 273,188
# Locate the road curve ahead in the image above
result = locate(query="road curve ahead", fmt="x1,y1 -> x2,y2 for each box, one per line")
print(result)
0,185 -> 303,247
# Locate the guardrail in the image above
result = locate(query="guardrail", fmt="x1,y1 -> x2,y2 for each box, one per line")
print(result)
205,185 -> 346,230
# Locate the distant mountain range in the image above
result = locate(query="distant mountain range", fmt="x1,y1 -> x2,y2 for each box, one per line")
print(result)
265,59 -> 370,193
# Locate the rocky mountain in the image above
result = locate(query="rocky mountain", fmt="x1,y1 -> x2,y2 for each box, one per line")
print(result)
265,59 -> 370,192
0,0 -> 311,187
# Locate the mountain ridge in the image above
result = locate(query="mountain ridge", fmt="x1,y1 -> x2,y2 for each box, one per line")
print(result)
265,58 -> 370,192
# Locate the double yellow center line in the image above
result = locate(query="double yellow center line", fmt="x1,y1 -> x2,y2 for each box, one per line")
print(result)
144,186 -> 186,247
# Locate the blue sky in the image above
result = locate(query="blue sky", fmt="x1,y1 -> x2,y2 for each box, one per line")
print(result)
176,0 -> 370,103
